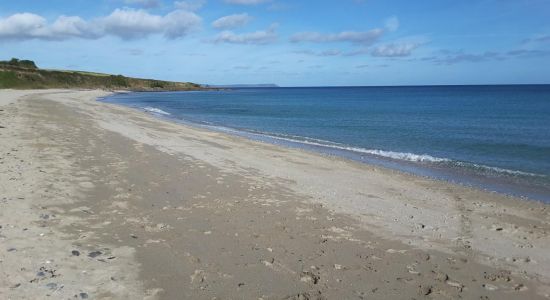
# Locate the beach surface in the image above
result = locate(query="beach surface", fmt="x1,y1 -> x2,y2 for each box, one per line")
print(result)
1,89 -> 549,299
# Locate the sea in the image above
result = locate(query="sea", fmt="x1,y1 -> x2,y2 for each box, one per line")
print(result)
101,85 -> 550,203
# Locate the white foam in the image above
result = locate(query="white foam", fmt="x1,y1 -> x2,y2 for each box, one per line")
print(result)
261,134 -> 450,163
134,111 -> 545,178
356,149 -> 450,163
143,107 -> 171,116
455,162 -> 543,177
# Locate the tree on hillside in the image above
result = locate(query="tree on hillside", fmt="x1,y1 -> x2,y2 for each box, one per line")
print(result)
2,58 -> 38,69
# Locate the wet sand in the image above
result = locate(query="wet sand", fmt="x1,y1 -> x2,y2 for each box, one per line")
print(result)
1,89 -> 549,299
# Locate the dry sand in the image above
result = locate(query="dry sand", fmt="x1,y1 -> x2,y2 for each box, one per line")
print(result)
1,89 -> 549,299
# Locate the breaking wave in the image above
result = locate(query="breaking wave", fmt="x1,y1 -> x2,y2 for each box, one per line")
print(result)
143,107 -> 171,115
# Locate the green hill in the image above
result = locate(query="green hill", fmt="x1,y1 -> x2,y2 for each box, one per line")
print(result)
0,58 -> 203,91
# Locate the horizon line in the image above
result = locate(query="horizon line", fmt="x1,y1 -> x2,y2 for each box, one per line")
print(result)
210,83 -> 550,88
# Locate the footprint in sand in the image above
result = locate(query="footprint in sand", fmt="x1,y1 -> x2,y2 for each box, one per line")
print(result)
78,182 -> 95,189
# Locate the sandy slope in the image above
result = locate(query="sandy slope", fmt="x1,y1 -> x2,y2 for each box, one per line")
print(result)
1,89 -> 549,299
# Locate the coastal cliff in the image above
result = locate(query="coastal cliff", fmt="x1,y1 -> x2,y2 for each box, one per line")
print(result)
0,58 -> 203,91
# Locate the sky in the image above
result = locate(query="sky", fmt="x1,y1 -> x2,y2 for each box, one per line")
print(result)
1,0 -> 550,86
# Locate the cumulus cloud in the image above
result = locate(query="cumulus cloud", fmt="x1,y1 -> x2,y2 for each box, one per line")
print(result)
0,13 -> 100,40
0,13 -> 48,40
213,23 -> 277,44
123,0 -> 161,8
290,29 -> 384,45
224,0 -> 270,4
102,8 -> 202,39
371,42 -> 419,57
0,8 -> 201,41
101,9 -> 166,39
212,13 -> 251,30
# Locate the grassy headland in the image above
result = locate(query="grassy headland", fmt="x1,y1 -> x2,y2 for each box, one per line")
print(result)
0,58 -> 203,91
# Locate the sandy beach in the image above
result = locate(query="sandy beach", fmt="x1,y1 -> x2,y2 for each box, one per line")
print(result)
1,89 -> 549,299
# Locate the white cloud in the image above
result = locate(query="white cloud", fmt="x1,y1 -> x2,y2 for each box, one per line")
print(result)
100,8 -> 202,39
213,23 -> 277,44
161,9 -> 202,38
123,0 -> 161,8
371,42 -> 419,57
212,13 -> 251,29
101,9 -> 165,39
0,9 -> 201,41
0,13 -> 100,40
0,13 -> 47,40
49,16 -> 100,39
224,0 -> 270,5
290,29 -> 384,45
175,0 -> 206,11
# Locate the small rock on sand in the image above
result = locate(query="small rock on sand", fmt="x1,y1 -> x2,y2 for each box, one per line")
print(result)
88,251 -> 102,258
418,285 -> 432,295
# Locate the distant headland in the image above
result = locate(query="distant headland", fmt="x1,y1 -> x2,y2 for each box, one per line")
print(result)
0,58 -> 204,91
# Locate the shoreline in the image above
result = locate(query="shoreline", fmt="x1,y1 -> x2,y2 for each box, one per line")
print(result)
101,91 -> 550,204
2,89 -> 550,299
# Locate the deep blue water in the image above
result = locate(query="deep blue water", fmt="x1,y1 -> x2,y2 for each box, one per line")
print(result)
101,85 -> 550,203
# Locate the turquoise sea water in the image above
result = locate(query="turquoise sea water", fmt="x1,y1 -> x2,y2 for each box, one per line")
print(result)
101,85 -> 550,202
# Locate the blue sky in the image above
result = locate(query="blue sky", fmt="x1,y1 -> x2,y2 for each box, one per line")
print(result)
1,0 -> 550,86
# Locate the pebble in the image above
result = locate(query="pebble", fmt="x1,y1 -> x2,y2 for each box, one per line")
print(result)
72,250 -> 80,256
46,282 -> 58,290
418,285 -> 432,296
300,271 -> 320,284
79,292 -> 89,299
484,283 -> 499,291
88,251 -> 102,258
514,284 -> 528,291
